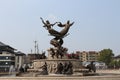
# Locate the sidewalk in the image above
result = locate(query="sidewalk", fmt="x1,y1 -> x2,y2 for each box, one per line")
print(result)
96,69 -> 120,76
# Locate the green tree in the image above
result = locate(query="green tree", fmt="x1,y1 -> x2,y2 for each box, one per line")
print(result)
98,49 -> 114,66
117,60 -> 120,68
109,60 -> 117,68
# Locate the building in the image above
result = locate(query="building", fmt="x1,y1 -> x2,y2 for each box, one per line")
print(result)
114,55 -> 120,62
76,51 -> 99,62
87,51 -> 99,61
0,42 -> 16,72
76,51 -> 87,62
15,51 -> 26,70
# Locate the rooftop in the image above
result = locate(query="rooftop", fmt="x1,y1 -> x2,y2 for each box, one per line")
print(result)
0,41 -> 16,50
15,51 -> 26,56
0,42 -> 7,46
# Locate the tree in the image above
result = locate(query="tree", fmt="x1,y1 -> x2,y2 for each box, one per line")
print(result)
98,49 -> 114,66
109,60 -> 117,69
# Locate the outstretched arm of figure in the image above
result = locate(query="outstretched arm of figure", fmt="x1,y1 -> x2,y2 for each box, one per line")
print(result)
70,22 -> 74,26
57,22 -> 66,27
51,22 -> 58,26
40,17 -> 46,25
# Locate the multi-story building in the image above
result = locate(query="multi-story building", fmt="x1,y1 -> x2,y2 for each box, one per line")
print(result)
76,51 -> 99,62
87,51 -> 99,62
0,42 -> 16,72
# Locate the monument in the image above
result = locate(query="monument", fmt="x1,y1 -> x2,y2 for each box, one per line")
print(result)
40,17 -> 74,59
16,18 -> 97,77
30,17 -> 81,76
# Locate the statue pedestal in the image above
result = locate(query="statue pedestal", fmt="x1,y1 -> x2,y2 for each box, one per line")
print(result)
32,48 -> 81,74
33,59 -> 81,74
47,48 -> 68,59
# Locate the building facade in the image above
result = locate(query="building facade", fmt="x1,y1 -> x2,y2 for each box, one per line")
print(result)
15,51 -> 26,70
76,51 -> 99,62
0,42 -> 15,72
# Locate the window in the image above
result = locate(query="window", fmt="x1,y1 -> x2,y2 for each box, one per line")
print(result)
6,57 -> 8,59
5,62 -> 8,64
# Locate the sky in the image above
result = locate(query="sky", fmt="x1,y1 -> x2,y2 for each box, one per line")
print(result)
0,0 -> 120,55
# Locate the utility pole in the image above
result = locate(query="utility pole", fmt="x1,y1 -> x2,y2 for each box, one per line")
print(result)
37,43 -> 39,54
34,40 -> 37,54
31,49 -> 32,54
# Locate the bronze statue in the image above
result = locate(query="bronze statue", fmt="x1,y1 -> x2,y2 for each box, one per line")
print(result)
39,62 -> 48,75
62,61 -> 73,74
86,61 -> 96,73
57,21 -> 74,38
56,63 -> 63,74
41,51 -> 46,59
40,17 -> 74,59
40,17 -> 74,39
40,17 -> 60,36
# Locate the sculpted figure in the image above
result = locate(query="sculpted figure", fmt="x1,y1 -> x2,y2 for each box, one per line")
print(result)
63,62 -> 68,74
40,17 -> 74,59
49,47 -> 66,59
66,61 -> 73,74
19,66 -> 24,73
24,64 -> 29,72
40,17 -> 60,37
40,62 -> 48,75
56,63 -> 63,74
63,61 -> 73,74
40,17 -> 74,39
86,61 -> 96,73
57,21 -> 74,38
41,51 -> 46,59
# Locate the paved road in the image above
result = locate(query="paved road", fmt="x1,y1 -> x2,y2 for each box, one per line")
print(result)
0,70 -> 120,80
